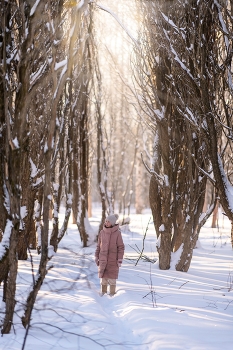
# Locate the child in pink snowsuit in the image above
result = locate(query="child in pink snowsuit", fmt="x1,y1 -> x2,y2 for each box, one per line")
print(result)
95,214 -> 125,295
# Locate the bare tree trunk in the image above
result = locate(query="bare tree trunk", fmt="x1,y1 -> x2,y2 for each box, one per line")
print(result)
35,187 -> 43,254
135,147 -> 146,214
57,193 -> 73,245
1,227 -> 18,334
2,146 -> 21,334
0,78 -> 7,243
72,154 -> 78,225
21,226 -> 48,328
211,200 -> 219,229
71,105 -> 78,225
121,127 -> 139,222
22,148 -> 51,328
17,150 -> 36,260
231,221 -> 233,249
0,0 -> 11,302
88,190 -> 92,218
77,97 -> 89,247
56,132 -> 73,243
93,57 -> 110,234
50,141 -> 64,251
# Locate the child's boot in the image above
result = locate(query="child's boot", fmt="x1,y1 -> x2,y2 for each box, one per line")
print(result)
109,285 -> 116,296
101,284 -> 107,296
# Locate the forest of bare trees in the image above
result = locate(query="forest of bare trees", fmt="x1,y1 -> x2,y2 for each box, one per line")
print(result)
1,0 -> 233,336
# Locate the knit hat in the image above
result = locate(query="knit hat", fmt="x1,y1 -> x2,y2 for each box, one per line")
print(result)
106,213 -> 119,226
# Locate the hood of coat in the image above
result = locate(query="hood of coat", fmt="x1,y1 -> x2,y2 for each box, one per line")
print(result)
103,224 -> 119,234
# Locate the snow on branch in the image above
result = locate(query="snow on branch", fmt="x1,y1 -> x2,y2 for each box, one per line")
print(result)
30,0 -> 41,16
161,12 -> 196,83
214,0 -> 229,37
53,61 -> 68,100
96,2 -> 138,45
55,59 -> 67,71
214,1 -> 233,90
218,154 -> 233,213
141,152 -> 164,186
30,61 -> 48,87
161,12 -> 180,33
176,106 -> 198,127
198,198 -> 217,230
191,154 -> 215,186
0,220 -> 13,260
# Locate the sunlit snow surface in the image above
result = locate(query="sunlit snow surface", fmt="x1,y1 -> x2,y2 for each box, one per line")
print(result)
1,206 -> 233,350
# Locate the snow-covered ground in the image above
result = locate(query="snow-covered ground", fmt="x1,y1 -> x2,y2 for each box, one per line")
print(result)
1,207 -> 233,350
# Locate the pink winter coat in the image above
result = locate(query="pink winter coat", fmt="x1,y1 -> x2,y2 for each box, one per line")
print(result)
95,224 -> 124,279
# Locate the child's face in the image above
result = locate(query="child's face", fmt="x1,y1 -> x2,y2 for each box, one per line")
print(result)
105,220 -> 112,227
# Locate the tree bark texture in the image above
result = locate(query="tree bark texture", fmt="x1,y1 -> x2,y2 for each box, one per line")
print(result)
139,0 -> 214,270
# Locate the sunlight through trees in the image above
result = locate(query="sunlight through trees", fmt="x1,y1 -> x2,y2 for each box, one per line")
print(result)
1,0 -> 233,338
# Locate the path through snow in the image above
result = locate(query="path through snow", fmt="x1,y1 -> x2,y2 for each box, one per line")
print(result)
1,212 -> 233,350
